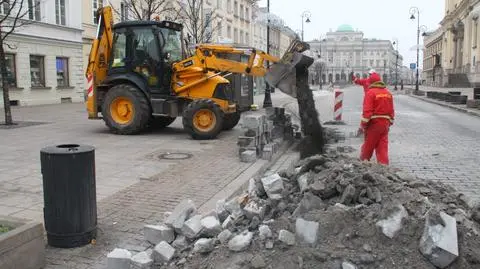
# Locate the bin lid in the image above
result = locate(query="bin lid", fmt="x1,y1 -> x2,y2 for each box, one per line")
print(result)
41,144 -> 95,155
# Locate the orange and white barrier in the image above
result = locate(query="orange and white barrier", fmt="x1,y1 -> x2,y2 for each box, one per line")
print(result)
334,88 -> 343,121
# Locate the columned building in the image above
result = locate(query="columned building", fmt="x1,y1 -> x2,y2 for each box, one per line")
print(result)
307,25 -> 403,85
423,28 -> 444,87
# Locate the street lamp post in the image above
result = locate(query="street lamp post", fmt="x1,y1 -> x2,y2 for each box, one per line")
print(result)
393,39 -> 399,90
263,0 -> 272,108
410,7 -> 428,93
301,11 -> 311,41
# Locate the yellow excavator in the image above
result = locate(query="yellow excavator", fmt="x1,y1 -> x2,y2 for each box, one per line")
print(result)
85,6 -> 312,139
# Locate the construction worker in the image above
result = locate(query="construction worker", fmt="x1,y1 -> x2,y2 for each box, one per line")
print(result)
352,69 -> 381,93
359,75 -> 395,165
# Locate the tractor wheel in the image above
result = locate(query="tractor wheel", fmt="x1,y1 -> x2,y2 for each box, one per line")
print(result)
150,116 -> 176,130
222,111 -> 241,130
102,84 -> 151,135
182,99 -> 224,140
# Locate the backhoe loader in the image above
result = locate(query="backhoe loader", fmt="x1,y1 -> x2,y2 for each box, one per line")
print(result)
85,6 -> 313,139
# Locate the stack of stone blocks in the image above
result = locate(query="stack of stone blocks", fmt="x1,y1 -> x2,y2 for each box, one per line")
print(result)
238,107 -> 296,163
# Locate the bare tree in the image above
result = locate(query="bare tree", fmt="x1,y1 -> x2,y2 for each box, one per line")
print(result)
1,0 -> 38,125
176,0 -> 219,44
109,0 -> 176,21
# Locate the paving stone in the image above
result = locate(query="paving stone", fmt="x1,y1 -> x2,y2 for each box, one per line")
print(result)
238,136 -> 256,148
181,214 -> 203,239
295,218 -> 319,246
342,261 -> 357,269
278,230 -> 295,246
228,230 -> 253,252
201,216 -> 222,237
106,248 -> 132,269
143,224 -> 174,244
376,205 -> 408,239
217,229 -> 233,244
261,173 -> 285,200
172,235 -> 188,250
165,199 -> 197,231
131,251 -> 153,269
419,211 -> 458,268
241,150 -> 257,163
243,114 -> 266,130
258,225 -> 272,240
261,146 -> 274,160
193,238 -> 215,253
152,241 -> 176,264
251,255 -> 267,268
265,240 -> 274,249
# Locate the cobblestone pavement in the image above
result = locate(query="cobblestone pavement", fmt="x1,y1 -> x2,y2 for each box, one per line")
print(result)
336,86 -> 480,205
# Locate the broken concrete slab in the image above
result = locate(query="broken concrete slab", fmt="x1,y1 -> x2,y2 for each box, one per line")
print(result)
172,235 -> 187,250
261,173 -> 284,200
241,150 -> 257,163
215,199 -> 229,223
258,225 -> 272,240
181,214 -> 203,239
419,211 -> 458,268
131,251 -> 153,269
225,197 -> 244,219
376,205 -> 408,239
201,216 -> 222,237
222,215 -> 234,230
106,248 -> 132,269
152,241 -> 176,264
165,199 -> 197,231
228,230 -> 253,252
144,224 -> 175,245
292,192 -> 324,217
217,229 -> 233,244
295,218 -> 319,246
193,238 -> 215,254
278,230 -> 295,246
243,200 -> 266,220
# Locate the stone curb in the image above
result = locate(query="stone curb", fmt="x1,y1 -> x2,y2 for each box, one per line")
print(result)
198,138 -> 296,214
409,94 -> 480,118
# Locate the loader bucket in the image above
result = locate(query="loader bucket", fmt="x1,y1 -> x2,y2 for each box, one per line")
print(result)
265,52 -> 314,98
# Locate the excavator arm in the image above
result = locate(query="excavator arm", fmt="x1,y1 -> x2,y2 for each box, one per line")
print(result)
85,6 -> 114,119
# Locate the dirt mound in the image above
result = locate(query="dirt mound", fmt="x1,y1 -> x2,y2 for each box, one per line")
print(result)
161,152 -> 480,269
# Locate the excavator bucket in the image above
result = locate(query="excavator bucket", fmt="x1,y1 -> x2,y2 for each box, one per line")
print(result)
265,40 -> 314,98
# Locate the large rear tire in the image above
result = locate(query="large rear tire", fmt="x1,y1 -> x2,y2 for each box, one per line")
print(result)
182,99 -> 224,140
222,111 -> 241,130
102,84 -> 151,135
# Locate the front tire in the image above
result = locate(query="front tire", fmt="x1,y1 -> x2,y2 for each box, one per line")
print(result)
182,99 -> 224,140
101,84 -> 151,135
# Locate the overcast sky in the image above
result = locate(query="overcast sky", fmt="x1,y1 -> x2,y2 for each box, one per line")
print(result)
258,0 -> 445,67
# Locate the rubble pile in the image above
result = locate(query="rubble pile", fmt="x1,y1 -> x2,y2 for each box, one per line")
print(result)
238,107 -> 298,163
106,151 -> 480,269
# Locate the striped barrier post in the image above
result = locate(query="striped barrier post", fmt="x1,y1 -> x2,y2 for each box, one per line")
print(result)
334,88 -> 343,121
87,74 -> 94,98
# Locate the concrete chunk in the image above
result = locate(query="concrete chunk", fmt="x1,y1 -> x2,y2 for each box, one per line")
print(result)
201,216 -> 222,237
107,248 -> 132,269
228,230 -> 253,251
376,205 -> 408,238
144,224 -> 175,244
243,200 -> 266,220
225,197 -> 245,219
297,173 -> 310,193
217,229 -> 233,244
278,230 -> 295,246
193,238 -> 215,253
172,235 -> 187,250
215,199 -> 229,223
258,225 -> 272,240
153,241 -> 175,263
222,215 -> 234,230
261,173 -> 284,200
295,218 -> 319,246
342,261 -> 357,269
165,199 -> 197,231
419,211 -> 458,268
243,114 -> 265,130
131,251 -> 153,269
238,136 -> 256,148
181,214 -> 203,239
241,150 -> 257,163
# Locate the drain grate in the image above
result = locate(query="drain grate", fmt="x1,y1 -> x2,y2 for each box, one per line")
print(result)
158,152 -> 193,160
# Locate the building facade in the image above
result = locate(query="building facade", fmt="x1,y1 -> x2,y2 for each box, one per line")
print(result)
422,27 -> 444,86
438,0 -> 480,86
307,25 -> 403,85
1,0 -> 84,108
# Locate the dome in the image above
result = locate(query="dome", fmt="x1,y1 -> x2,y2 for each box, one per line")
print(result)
337,24 -> 354,32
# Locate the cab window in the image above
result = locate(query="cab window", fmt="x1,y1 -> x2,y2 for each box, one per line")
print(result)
160,28 -> 182,63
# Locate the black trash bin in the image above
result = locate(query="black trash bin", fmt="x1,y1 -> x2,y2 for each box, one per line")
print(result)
40,144 -> 97,248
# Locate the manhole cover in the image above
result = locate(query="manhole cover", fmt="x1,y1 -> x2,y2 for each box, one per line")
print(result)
158,152 -> 193,160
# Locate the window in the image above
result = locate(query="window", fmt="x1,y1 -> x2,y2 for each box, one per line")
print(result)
217,22 -> 222,36
120,1 -> 129,21
28,0 -> 41,21
0,1 -> 10,14
227,0 -> 231,12
240,4 -> 244,19
240,30 -> 244,44
245,33 -> 249,44
245,7 -> 249,21
227,25 -> 231,38
30,55 -> 45,87
474,22 -> 478,47
56,57 -> 69,87
234,1 -> 238,16
55,0 -> 66,25
217,0 -> 222,9
234,28 -> 238,42
93,0 -> 104,24
111,31 -> 127,67
1,54 -> 16,88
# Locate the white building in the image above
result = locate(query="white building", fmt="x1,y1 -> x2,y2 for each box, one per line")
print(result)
307,25 -> 404,85
1,0 -> 84,107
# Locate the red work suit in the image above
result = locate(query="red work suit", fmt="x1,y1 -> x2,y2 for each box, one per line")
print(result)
353,73 -> 381,93
359,81 -> 395,165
